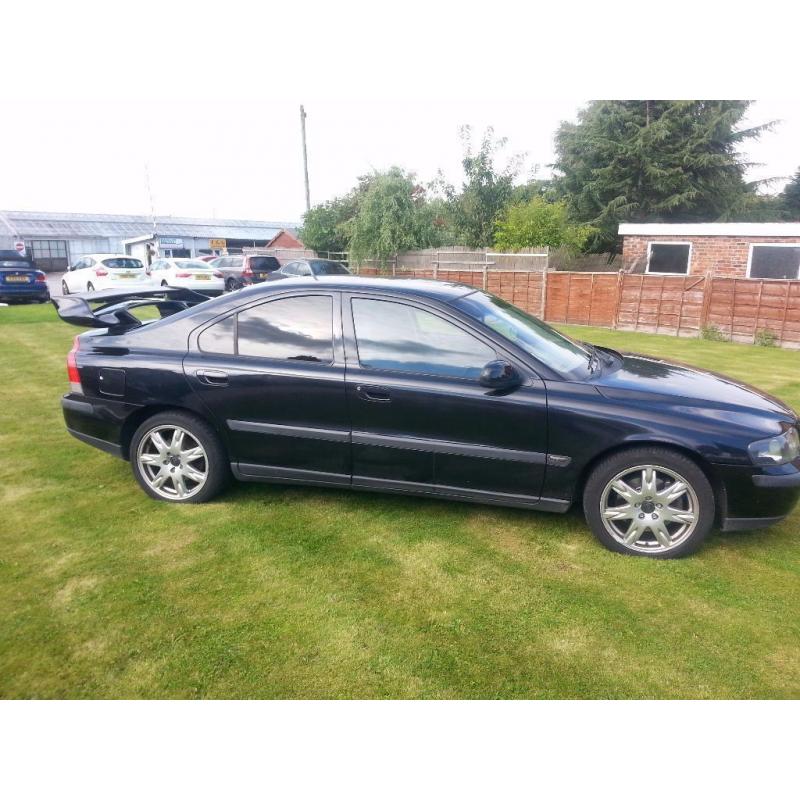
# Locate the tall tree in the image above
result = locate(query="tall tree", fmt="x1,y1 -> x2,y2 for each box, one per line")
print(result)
347,167 -> 444,266
553,101 -> 773,252
781,168 -> 800,219
447,127 -> 523,248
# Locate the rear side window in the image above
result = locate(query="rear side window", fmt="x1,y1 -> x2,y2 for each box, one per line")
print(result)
237,296 -> 334,362
351,298 -> 495,379
102,257 -> 143,269
198,315 -> 235,354
249,256 -> 281,272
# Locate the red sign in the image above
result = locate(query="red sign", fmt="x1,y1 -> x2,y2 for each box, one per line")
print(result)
14,240 -> 25,255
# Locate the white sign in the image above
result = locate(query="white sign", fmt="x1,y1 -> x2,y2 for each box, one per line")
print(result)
14,240 -> 25,256
159,237 -> 183,247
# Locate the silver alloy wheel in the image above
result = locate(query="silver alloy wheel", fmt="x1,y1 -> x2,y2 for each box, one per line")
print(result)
136,425 -> 208,500
599,464 -> 699,553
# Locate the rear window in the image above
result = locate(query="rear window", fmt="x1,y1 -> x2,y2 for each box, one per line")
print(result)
177,260 -> 213,270
311,260 -> 349,275
249,257 -> 280,272
102,257 -> 144,270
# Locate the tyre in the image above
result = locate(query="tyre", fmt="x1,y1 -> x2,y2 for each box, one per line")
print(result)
130,411 -> 229,503
61,280 -> 69,295
583,447 -> 715,558
86,282 -> 95,292
161,280 -> 168,287
225,278 -> 238,293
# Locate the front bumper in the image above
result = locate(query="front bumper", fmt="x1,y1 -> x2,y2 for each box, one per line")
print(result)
715,461 -> 800,531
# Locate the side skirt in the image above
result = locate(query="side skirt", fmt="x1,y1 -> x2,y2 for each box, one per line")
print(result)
232,462 -> 571,513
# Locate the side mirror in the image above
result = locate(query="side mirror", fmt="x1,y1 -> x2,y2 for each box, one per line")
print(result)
479,359 -> 522,391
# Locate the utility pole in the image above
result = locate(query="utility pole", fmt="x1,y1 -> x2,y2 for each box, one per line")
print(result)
300,104 -> 311,211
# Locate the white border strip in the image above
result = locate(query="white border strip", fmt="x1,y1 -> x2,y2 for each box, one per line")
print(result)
620,223 -> 800,237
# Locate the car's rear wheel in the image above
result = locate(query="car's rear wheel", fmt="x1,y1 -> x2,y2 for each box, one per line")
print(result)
161,280 -> 169,287
61,280 -> 69,295
130,412 -> 228,503
583,447 -> 715,558
225,278 -> 237,293
86,282 -> 95,292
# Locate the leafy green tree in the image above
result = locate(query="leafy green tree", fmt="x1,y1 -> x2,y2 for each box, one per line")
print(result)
780,168 -> 800,219
298,198 -> 352,254
494,198 -> 595,253
347,167 -> 444,266
447,127 -> 523,248
553,101 -> 774,252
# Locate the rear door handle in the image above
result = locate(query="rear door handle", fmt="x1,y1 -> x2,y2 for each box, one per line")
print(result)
356,385 -> 391,402
196,369 -> 229,386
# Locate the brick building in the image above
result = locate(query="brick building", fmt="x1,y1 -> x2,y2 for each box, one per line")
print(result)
619,223 -> 800,280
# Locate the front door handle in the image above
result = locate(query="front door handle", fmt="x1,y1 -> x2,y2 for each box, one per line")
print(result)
196,368 -> 229,386
356,384 -> 391,402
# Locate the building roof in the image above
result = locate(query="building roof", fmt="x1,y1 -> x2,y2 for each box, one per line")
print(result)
619,223 -> 800,237
0,210 -> 300,241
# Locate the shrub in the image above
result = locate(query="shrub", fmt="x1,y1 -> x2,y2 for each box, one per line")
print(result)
755,328 -> 778,347
700,324 -> 729,342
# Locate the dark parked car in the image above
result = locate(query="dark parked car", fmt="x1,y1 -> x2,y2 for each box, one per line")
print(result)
52,278 -> 800,558
0,250 -> 49,304
209,254 -> 281,292
269,258 -> 351,280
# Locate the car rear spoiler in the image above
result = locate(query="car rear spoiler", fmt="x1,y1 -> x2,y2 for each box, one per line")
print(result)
51,287 -> 212,332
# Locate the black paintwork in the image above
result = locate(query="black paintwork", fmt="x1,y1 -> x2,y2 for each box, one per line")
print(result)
56,277 -> 800,527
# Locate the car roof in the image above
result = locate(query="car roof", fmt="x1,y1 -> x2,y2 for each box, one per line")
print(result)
248,276 -> 477,301
84,253 -> 140,260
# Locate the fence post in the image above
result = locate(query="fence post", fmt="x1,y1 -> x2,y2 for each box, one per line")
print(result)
753,280 -> 765,343
433,250 -> 439,280
700,276 -> 713,331
612,271 -> 623,329
540,268 -> 548,320
482,252 -> 488,291
587,273 -> 596,326
392,254 -> 397,277
779,280 -> 791,346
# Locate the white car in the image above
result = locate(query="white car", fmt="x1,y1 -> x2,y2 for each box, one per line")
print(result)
148,258 -> 225,294
62,254 -> 150,295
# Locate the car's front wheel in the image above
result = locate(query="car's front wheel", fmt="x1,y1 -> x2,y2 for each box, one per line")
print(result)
86,282 -> 95,292
583,447 -> 715,558
130,412 -> 228,503
61,280 -> 69,295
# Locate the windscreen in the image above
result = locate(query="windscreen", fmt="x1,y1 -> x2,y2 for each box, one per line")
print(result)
454,291 -> 591,378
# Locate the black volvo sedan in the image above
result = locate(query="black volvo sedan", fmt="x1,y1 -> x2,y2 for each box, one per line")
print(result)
53,277 -> 800,558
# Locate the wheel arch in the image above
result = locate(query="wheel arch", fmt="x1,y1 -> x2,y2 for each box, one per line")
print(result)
575,439 -> 727,527
120,404 -> 224,461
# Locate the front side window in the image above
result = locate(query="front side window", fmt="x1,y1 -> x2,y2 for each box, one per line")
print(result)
352,299 -> 495,379
453,291 -> 590,378
647,243 -> 691,274
237,295 -> 334,362
749,245 -> 800,280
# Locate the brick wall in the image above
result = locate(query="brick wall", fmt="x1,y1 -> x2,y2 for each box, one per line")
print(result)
621,235 -> 800,278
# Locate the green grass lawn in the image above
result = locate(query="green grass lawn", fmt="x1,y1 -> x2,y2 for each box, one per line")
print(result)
1,304 -> 799,699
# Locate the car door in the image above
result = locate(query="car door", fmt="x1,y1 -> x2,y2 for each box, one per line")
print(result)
343,294 -> 549,504
65,258 -> 85,292
184,290 -> 349,485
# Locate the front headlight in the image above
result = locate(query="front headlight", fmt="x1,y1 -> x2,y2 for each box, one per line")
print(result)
748,427 -> 800,466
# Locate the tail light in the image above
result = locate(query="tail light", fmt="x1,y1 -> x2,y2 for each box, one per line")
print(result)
95,267 -> 108,277
67,336 -> 83,394
35,271 -> 46,282
242,262 -> 253,277
175,271 -> 192,278
213,270 -> 222,278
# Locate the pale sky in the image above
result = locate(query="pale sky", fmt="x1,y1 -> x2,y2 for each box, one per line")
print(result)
3,99 -> 797,225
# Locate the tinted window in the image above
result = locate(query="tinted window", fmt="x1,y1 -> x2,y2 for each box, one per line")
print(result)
749,246 -> 800,280
199,315 -> 235,354
238,296 -> 334,362
311,260 -> 349,275
352,299 -> 494,379
249,256 -> 281,272
454,291 -> 590,378
102,257 -> 144,270
648,243 -> 690,274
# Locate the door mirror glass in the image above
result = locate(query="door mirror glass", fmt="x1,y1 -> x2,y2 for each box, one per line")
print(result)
479,360 -> 521,391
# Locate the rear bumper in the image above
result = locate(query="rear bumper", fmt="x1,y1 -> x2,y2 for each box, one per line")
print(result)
0,283 -> 49,301
62,394 -> 130,459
